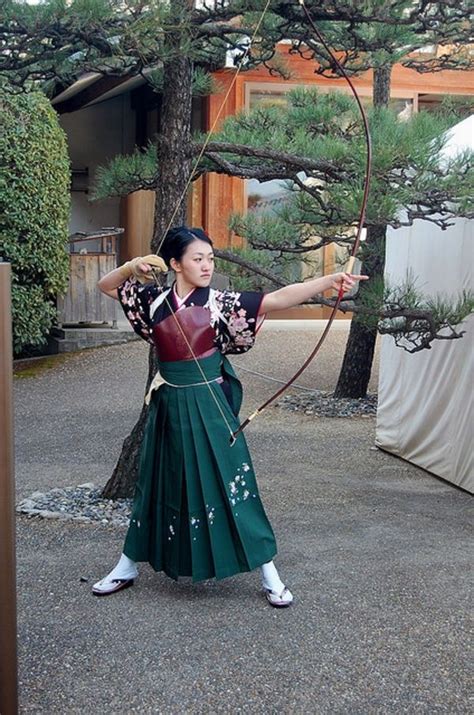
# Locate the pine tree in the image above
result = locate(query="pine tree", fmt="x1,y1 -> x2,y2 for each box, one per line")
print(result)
283,7 -> 474,397
205,87 -> 473,398
1,1 -> 472,495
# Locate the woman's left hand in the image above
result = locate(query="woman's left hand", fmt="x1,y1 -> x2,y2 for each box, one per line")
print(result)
329,272 -> 369,294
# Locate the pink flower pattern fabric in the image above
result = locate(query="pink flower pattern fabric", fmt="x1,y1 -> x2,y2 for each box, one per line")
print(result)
117,277 -> 264,355
117,278 -> 157,345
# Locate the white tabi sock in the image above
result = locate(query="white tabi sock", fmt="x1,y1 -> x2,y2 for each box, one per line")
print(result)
97,553 -> 138,585
260,560 -> 285,593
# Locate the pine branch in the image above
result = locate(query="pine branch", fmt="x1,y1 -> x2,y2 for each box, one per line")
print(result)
195,141 -> 344,179
214,248 -> 286,287
402,52 -> 474,73
204,152 -> 292,181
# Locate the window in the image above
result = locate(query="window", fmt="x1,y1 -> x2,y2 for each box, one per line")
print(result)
245,85 -> 414,215
246,86 -> 292,217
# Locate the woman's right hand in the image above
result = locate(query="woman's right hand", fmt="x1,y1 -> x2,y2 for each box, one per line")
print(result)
328,272 -> 369,294
99,255 -> 168,298
127,255 -> 168,283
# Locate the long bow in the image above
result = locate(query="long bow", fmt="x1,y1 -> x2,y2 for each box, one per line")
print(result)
148,0 -> 372,446
230,0 -> 372,442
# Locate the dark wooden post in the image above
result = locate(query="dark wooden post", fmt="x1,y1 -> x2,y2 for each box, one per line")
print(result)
0,262 -> 19,715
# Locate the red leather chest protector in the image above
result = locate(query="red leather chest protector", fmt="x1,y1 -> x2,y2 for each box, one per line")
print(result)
151,306 -> 217,362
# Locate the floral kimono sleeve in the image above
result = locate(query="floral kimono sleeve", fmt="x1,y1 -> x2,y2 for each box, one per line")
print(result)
117,276 -> 158,345
212,289 -> 265,355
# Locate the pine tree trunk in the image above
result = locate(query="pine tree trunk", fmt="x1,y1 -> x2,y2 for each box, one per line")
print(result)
373,65 -> 391,107
102,3 -> 193,499
101,350 -> 159,499
333,64 -> 391,399
333,225 -> 386,398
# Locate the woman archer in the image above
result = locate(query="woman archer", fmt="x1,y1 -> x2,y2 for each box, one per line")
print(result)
93,226 -> 367,607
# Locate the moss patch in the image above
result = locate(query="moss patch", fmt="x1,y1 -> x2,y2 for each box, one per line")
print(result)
13,354 -> 72,378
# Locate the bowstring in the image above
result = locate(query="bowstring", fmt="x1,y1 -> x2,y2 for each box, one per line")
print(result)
155,0 -> 274,257
150,0 -> 274,442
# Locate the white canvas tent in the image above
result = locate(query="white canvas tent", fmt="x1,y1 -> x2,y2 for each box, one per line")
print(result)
376,115 -> 474,493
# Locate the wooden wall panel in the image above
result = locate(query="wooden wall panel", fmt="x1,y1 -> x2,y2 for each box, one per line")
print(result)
204,72 -> 247,247
120,190 -> 155,262
203,45 -> 473,321
58,254 -> 117,324
225,44 -> 474,95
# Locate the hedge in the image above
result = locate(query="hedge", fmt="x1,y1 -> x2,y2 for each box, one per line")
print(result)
0,90 -> 71,355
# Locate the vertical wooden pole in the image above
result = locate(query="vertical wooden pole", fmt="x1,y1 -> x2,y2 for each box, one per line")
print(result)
0,262 -> 19,715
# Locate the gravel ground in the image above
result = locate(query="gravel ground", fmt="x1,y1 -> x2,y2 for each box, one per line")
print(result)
278,391 -> 377,417
13,324 -> 472,714
16,484 -> 132,527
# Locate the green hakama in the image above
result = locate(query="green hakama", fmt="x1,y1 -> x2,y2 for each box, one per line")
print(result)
123,351 -> 277,581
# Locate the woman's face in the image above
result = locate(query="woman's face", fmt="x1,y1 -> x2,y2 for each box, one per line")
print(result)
171,239 -> 215,288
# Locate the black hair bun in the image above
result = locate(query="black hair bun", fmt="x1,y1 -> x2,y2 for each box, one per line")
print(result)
160,226 -> 213,266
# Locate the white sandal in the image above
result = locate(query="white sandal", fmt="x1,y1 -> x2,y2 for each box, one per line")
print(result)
92,571 -> 137,597
264,586 -> 293,608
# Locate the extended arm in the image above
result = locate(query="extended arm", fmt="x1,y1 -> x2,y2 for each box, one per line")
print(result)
259,272 -> 368,314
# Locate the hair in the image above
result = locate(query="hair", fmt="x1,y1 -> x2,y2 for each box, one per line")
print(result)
160,226 -> 213,268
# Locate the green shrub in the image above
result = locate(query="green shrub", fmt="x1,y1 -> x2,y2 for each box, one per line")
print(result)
0,90 -> 70,355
